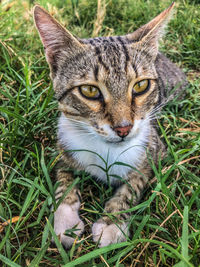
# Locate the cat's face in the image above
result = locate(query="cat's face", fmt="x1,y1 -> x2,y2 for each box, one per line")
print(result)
55,38 -> 158,144
34,4 -> 174,144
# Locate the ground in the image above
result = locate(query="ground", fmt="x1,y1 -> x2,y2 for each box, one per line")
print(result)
0,0 -> 200,266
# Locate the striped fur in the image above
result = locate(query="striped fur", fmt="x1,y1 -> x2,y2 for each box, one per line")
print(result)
34,3 -> 188,248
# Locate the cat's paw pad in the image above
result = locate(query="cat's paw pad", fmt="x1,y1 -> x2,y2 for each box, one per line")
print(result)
92,219 -> 129,247
53,203 -> 84,249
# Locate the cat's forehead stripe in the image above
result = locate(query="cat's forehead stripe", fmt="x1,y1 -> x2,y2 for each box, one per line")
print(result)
92,41 -> 129,79
116,36 -> 130,70
95,46 -> 109,71
109,36 -> 115,42
94,65 -> 99,81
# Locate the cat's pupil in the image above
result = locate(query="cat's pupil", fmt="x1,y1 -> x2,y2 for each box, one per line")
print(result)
79,85 -> 100,99
90,87 -> 96,93
133,79 -> 150,94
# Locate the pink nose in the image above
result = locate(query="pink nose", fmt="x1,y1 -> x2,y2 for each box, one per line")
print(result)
114,125 -> 133,138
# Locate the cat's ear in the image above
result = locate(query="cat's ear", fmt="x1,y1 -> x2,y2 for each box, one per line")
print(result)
33,5 -> 84,70
127,2 -> 175,57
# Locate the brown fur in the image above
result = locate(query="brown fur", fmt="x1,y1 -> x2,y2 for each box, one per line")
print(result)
33,3 -> 188,248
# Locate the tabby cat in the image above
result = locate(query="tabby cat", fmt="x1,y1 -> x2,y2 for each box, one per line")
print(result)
34,3 -> 187,248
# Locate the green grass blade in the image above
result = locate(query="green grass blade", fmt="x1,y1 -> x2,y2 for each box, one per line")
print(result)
41,147 -> 54,199
41,213 -> 54,247
0,254 -> 21,267
132,215 -> 150,240
0,106 -> 32,125
62,242 -> 131,267
174,206 -> 189,267
182,206 -> 189,260
46,218 -> 69,264
29,242 -> 50,267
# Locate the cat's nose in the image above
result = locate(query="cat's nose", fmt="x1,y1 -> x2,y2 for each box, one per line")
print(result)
114,125 -> 133,138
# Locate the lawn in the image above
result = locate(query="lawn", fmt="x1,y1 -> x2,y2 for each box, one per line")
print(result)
0,0 -> 200,266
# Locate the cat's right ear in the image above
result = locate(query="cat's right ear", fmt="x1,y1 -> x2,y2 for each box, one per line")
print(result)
126,3 -> 175,59
33,5 -> 84,70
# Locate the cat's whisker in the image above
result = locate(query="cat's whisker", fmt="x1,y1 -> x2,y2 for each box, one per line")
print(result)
58,122 -> 108,140
150,107 -> 164,115
147,112 -> 160,119
56,123 -> 89,130
146,109 -> 165,120
146,105 -> 167,120
58,118 -> 92,129
153,101 -> 168,112
66,117 -> 90,126
148,110 -> 163,119
148,118 -> 159,122
150,100 -> 168,112
57,127 -> 93,135
65,132 -> 97,140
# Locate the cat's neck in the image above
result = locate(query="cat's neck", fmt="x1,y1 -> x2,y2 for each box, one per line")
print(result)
58,113 -> 151,184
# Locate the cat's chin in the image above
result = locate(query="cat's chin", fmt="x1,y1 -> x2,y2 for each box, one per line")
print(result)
105,138 -> 130,144
102,134 -> 135,145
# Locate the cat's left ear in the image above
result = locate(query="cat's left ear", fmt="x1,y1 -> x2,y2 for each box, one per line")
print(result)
33,5 -> 85,74
127,2 -> 175,58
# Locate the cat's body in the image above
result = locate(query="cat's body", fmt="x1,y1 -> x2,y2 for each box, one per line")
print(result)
34,3 -> 188,248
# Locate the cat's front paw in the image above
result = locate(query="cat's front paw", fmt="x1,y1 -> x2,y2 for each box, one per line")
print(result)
53,202 -> 84,249
92,218 -> 129,247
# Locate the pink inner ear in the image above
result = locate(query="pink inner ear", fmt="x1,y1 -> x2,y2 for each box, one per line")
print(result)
34,5 -> 83,54
34,7 -> 65,49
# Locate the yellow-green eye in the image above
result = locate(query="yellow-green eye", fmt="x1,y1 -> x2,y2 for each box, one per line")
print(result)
79,85 -> 101,99
133,79 -> 150,95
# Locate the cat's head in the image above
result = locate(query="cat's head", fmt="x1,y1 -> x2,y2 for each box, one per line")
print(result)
34,3 -> 174,144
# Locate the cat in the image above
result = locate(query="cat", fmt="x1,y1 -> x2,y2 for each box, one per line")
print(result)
33,3 -> 188,248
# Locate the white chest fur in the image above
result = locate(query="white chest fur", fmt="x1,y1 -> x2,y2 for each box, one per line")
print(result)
58,114 -> 150,184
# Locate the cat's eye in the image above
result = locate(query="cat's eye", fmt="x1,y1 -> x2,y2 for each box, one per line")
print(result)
133,79 -> 150,95
79,85 -> 101,100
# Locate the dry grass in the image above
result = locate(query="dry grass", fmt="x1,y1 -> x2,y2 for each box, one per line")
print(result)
92,0 -> 107,37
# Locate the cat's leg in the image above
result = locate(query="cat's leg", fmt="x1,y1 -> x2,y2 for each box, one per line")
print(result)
53,169 -> 84,249
92,173 -> 147,247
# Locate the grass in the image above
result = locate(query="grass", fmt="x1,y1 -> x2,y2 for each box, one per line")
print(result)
0,0 -> 200,266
